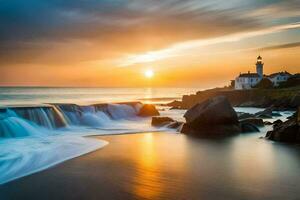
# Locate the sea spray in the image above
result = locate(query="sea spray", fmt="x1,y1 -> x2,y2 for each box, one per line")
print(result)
0,109 -> 45,138
0,135 -> 108,185
0,102 -> 162,184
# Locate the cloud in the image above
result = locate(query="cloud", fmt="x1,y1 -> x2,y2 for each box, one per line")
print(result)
120,22 -> 300,66
0,0 -> 299,66
259,41 -> 300,51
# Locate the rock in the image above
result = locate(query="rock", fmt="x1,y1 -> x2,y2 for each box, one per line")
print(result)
166,100 -> 182,108
138,104 -> 160,117
290,93 -> 300,108
181,96 -> 240,137
240,118 -> 264,127
239,101 -> 256,107
255,108 -> 273,119
266,108 -> 300,143
167,121 -> 184,129
240,122 -> 260,133
264,121 -> 273,125
272,119 -> 283,128
151,117 -> 174,127
238,112 -> 255,120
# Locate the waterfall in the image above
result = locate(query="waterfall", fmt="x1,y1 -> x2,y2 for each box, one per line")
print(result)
12,106 -> 67,129
107,103 -> 141,119
0,102 -> 144,138
0,109 -> 44,138
56,103 -> 142,127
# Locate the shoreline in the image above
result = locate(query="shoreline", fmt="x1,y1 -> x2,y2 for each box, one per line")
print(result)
1,131 -> 300,200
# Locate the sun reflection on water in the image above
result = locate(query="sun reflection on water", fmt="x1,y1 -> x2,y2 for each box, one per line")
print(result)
133,133 -> 164,199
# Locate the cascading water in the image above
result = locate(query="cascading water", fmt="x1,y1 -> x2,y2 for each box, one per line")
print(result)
0,109 -> 44,138
0,102 -> 158,184
107,104 -> 141,119
10,106 -> 67,129
56,103 -> 143,128
0,102 -> 153,138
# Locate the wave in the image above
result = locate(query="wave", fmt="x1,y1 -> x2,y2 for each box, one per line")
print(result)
0,102 -> 162,184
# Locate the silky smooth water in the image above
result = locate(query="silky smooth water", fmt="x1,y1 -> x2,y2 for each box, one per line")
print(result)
0,87 -> 298,193
1,132 -> 299,200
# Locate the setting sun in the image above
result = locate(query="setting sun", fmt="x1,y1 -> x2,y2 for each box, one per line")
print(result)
144,70 -> 154,78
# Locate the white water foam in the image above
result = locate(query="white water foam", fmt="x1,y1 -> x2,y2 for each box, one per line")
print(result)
0,135 -> 108,185
2,104 -> 291,185
0,104 -> 168,184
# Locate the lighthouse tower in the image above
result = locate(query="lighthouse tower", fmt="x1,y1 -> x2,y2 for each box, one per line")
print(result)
256,55 -> 264,77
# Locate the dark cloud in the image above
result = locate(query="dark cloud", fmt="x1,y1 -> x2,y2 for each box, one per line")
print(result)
260,42 -> 300,51
0,0 -> 299,65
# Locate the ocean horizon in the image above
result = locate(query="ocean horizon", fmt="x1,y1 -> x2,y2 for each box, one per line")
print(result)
0,87 -> 202,105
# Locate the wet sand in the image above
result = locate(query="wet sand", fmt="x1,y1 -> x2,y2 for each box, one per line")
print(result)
1,132 -> 300,200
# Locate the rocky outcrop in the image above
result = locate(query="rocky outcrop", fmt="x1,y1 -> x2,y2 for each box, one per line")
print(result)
266,108 -> 300,143
264,121 -> 273,125
240,118 -> 264,127
167,121 -> 184,129
290,93 -> 300,108
272,119 -> 283,128
179,88 -> 300,110
181,96 -> 240,137
166,100 -> 182,109
254,108 -> 273,119
138,104 -> 160,117
151,117 -> 174,127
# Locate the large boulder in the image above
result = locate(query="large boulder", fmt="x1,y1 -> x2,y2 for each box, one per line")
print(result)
181,96 -> 240,137
266,108 -> 300,143
138,104 -> 160,117
151,117 -> 174,127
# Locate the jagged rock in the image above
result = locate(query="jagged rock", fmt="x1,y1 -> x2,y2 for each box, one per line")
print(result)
181,96 -> 240,137
266,108 -> 300,143
240,122 -> 260,133
264,121 -> 273,125
255,108 -> 273,119
166,100 -> 182,108
167,121 -> 184,129
240,118 -> 264,127
272,119 -> 283,128
138,104 -> 160,117
151,117 -> 174,127
238,112 -> 255,120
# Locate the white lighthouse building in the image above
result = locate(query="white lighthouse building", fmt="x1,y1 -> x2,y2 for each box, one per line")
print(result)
234,55 -> 291,90
234,56 -> 263,90
256,55 -> 263,77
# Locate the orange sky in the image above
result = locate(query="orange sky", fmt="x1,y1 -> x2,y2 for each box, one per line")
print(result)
0,0 -> 299,87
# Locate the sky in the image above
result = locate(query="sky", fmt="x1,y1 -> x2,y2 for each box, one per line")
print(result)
0,0 -> 300,88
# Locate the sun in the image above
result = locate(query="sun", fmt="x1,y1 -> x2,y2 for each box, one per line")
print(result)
144,69 -> 154,78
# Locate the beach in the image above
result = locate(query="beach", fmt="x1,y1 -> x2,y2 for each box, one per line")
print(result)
1,132 -> 300,200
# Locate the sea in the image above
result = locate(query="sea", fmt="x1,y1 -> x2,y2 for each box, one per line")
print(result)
0,86 -> 299,197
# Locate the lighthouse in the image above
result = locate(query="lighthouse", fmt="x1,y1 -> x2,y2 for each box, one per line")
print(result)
256,55 -> 264,77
